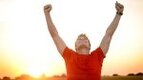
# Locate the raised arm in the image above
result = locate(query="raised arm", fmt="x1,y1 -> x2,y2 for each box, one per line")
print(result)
44,4 -> 66,55
100,1 -> 124,55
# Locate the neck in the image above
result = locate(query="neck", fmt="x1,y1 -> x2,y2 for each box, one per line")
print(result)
76,49 -> 90,55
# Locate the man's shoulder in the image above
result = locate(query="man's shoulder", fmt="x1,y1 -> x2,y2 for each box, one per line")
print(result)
62,47 -> 75,59
63,47 -> 75,54
91,47 -> 105,57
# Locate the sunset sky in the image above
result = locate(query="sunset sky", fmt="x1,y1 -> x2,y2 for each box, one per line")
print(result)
0,0 -> 143,78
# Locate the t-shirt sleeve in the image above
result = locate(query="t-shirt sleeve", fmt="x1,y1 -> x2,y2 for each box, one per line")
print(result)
62,47 -> 74,61
92,47 -> 105,64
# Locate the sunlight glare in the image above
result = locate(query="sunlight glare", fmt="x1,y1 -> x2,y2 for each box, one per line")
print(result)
27,64 -> 47,78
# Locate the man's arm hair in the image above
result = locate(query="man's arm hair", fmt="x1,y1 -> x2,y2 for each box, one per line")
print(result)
100,1 -> 124,56
44,4 -> 66,55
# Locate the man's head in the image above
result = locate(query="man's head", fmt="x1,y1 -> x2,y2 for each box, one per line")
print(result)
75,34 -> 91,55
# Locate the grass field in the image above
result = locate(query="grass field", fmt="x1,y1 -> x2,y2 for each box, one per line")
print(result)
47,76 -> 143,80
102,76 -> 143,80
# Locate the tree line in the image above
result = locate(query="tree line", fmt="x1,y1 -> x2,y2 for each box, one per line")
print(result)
0,72 -> 143,80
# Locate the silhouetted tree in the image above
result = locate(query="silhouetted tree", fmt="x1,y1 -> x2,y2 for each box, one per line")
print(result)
136,72 -> 143,76
15,74 -> 33,80
113,74 -> 119,76
127,73 -> 135,76
2,76 -> 11,80
53,75 -> 60,78
61,73 -> 66,77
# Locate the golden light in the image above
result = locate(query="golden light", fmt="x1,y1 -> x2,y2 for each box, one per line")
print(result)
0,0 -> 143,78
27,64 -> 47,78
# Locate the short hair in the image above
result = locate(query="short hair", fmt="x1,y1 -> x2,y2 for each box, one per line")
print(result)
77,34 -> 89,40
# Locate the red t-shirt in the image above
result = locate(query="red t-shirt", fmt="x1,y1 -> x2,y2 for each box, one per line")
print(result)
62,47 -> 105,80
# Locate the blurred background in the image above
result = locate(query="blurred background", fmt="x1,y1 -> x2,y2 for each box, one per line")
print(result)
0,0 -> 143,79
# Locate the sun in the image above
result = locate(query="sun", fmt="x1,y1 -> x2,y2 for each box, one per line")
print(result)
27,64 -> 47,78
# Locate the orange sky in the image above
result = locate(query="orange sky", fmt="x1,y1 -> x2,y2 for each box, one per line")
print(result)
0,0 -> 143,78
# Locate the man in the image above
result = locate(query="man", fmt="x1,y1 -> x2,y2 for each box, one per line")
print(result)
44,1 -> 124,80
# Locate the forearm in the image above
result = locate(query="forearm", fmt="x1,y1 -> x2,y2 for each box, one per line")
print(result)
106,14 -> 122,37
45,13 -> 58,37
100,1 -> 124,55
100,14 -> 122,55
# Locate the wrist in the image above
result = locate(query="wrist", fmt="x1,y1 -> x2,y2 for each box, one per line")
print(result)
44,11 -> 50,15
116,12 -> 123,16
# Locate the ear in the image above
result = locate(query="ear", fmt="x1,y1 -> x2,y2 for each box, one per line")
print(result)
75,42 -> 77,50
75,45 -> 78,51
89,47 -> 91,50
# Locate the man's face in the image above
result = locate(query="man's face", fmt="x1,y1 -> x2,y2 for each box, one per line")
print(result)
75,34 -> 91,52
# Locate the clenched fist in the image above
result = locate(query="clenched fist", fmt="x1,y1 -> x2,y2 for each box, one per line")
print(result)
44,4 -> 52,14
115,1 -> 124,15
